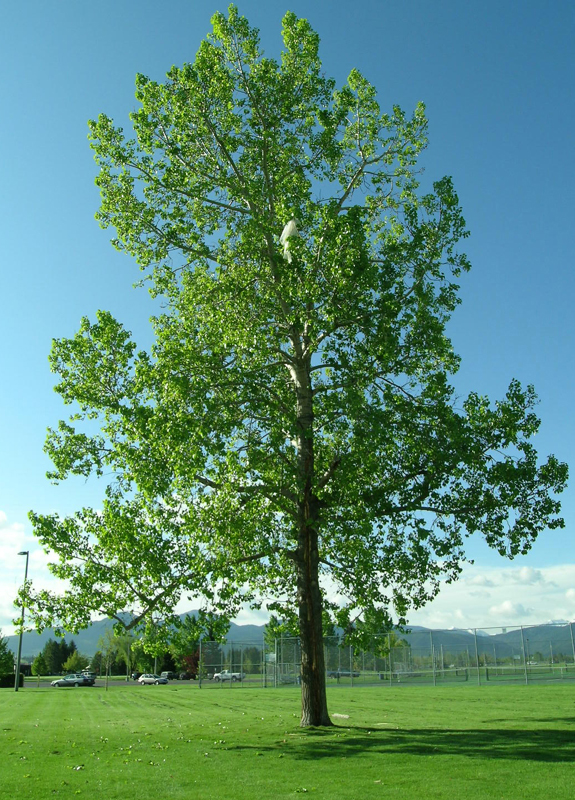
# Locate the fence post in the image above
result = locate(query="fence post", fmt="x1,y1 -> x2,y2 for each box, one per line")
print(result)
430,631 -> 436,686
474,629 -> 481,686
263,634 -> 267,688
199,638 -> 202,689
388,632 -> 392,686
350,646 -> 354,688
297,637 -> 301,686
274,636 -> 278,689
569,623 -> 575,669
520,626 -> 528,685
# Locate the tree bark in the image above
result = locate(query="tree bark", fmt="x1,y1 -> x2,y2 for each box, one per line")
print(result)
293,349 -> 332,727
297,519 -> 332,726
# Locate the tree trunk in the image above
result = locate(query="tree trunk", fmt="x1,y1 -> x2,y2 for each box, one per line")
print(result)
297,520 -> 332,727
293,350 -> 332,727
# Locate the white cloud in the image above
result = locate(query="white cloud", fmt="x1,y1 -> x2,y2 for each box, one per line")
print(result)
406,563 -> 575,631
511,567 -> 544,585
0,511 -> 61,636
467,574 -> 494,587
488,600 -> 533,618
232,607 -> 270,627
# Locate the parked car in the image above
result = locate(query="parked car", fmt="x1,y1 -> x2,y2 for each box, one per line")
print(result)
178,671 -> 196,680
212,670 -> 246,682
131,671 -> 142,681
51,673 -> 95,688
160,671 -> 178,680
327,669 -> 360,679
138,673 -> 168,685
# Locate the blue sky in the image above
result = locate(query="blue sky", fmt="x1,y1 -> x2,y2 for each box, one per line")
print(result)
1,0 -> 574,634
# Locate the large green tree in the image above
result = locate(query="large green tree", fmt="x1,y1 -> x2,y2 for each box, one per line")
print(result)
31,652 -> 48,677
40,638 -> 77,675
63,649 -> 89,673
25,7 -> 566,726
0,629 -> 15,673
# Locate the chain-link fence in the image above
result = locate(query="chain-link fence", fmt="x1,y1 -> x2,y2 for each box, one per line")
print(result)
195,621 -> 575,689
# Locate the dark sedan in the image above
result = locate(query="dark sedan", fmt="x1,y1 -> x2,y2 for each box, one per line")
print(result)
327,669 -> 360,679
51,673 -> 96,687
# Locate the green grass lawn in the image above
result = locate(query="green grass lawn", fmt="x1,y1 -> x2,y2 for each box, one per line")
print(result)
2,684 -> 574,799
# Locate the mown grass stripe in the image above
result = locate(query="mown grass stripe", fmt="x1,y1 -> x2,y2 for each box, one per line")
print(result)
1,684 -> 574,799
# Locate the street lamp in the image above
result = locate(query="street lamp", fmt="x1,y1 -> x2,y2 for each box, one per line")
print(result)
14,550 -> 29,692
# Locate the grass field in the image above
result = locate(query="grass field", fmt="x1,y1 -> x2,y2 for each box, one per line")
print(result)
2,684 -> 574,799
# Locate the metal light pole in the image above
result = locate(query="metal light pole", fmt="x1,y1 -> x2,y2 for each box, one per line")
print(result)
14,550 -> 30,692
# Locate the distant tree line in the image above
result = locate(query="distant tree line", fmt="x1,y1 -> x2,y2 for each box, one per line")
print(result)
31,638 -> 89,676
0,629 -> 15,673
88,614 -> 266,678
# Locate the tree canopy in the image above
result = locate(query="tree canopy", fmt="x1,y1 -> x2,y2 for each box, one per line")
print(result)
39,638 -> 77,675
24,6 -> 567,725
0,629 -> 15,673
31,652 -> 48,677
62,649 -> 89,673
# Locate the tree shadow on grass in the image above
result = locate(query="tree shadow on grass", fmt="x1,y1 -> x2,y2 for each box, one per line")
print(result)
229,725 -> 575,763
515,717 -> 575,725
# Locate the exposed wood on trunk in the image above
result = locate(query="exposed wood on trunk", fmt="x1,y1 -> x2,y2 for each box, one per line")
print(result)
293,346 -> 332,727
297,518 -> 331,727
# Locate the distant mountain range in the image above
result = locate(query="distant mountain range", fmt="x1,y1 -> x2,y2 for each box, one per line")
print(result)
396,623 -> 575,660
5,614 -> 574,661
5,612 -> 268,660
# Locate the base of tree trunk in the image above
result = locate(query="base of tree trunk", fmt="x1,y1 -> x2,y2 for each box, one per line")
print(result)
300,714 -> 334,728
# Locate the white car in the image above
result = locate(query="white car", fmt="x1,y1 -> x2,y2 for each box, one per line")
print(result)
138,673 -> 168,685
212,670 -> 246,682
